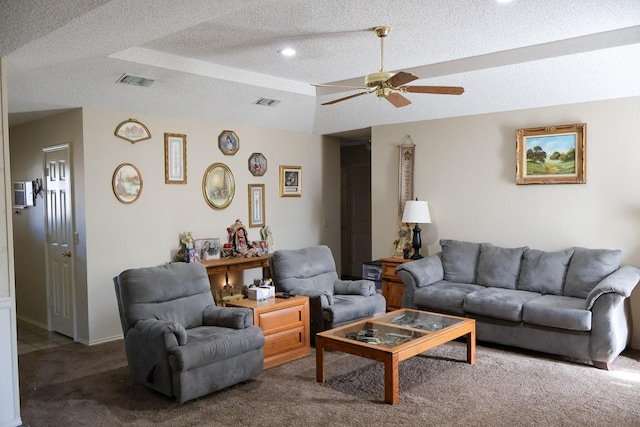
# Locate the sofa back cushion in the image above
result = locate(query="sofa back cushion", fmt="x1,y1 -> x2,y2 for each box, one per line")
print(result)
476,244 -> 527,289
564,247 -> 622,298
440,239 -> 482,283
518,248 -> 574,295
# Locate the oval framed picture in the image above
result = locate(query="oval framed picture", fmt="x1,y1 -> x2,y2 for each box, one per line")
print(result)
202,162 -> 235,209
112,163 -> 143,204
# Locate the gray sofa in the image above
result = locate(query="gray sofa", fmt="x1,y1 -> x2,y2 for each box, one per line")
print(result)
114,262 -> 264,403
397,239 -> 640,369
270,245 -> 386,341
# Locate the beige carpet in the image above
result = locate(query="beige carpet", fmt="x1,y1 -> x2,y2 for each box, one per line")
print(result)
18,339 -> 640,426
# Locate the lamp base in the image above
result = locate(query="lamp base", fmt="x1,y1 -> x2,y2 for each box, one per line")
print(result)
409,253 -> 423,260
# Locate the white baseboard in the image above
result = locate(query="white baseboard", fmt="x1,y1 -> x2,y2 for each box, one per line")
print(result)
16,314 -> 48,331
76,334 -> 123,346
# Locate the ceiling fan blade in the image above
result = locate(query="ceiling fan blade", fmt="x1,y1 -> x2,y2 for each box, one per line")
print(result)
403,85 -> 465,95
321,91 -> 371,105
312,83 -> 368,90
385,71 -> 419,88
386,92 -> 411,108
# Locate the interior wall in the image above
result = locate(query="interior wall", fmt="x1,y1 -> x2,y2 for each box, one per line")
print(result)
81,107 -> 339,343
371,96 -> 640,347
9,107 -> 340,344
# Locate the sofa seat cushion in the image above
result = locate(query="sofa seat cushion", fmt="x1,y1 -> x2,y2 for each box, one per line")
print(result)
517,248 -> 574,295
463,288 -> 541,322
440,240 -> 482,284
169,325 -> 264,372
477,244 -> 527,289
523,295 -> 591,331
564,247 -> 622,299
414,281 -> 485,315
324,294 -> 386,327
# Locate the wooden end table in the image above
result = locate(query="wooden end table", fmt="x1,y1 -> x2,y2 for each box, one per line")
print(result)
227,294 -> 310,368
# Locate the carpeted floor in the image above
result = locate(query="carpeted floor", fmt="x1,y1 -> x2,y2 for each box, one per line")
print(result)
18,339 -> 640,426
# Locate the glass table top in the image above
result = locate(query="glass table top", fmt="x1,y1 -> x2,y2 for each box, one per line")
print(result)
321,309 -> 468,349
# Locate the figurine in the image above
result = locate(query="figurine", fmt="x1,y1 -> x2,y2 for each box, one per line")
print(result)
260,225 -> 273,252
226,220 -> 259,257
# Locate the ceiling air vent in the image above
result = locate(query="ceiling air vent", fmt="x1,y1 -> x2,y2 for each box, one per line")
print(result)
116,74 -> 154,87
254,97 -> 281,107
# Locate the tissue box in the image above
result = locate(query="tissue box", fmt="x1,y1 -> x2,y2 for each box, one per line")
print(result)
260,285 -> 275,298
248,287 -> 270,301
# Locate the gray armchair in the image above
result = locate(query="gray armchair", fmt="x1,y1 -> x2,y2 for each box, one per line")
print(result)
270,245 -> 386,341
113,262 -> 264,404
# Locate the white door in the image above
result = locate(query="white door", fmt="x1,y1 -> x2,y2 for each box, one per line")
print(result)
44,145 -> 75,339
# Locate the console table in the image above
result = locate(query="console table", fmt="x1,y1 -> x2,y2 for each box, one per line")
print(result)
200,254 -> 272,278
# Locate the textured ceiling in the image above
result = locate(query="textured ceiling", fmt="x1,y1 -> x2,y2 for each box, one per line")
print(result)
2,0 -> 640,137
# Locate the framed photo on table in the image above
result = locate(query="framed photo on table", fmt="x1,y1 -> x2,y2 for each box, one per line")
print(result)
248,184 -> 265,227
516,123 -> 586,185
164,133 -> 187,184
279,165 -> 301,197
195,238 -> 221,260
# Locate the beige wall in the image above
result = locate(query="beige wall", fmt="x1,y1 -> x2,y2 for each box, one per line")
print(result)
10,107 -> 341,344
372,96 -> 640,347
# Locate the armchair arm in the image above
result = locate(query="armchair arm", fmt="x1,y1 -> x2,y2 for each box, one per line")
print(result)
133,318 -> 187,348
397,253 -> 444,309
288,288 -> 333,306
202,305 -> 254,329
334,279 -> 376,296
586,265 -> 640,310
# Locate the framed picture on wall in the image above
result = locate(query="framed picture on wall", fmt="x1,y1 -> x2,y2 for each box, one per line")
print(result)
516,123 -> 586,185
202,162 -> 235,209
248,152 -> 267,176
164,133 -> 187,184
218,130 -> 239,156
248,184 -> 265,227
114,118 -> 151,144
279,165 -> 301,197
112,163 -> 143,203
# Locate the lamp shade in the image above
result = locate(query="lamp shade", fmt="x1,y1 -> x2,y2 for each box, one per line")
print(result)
402,200 -> 431,224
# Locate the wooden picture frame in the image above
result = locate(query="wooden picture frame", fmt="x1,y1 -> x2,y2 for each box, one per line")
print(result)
195,238 -> 221,261
516,123 -> 586,185
248,184 -> 265,227
114,118 -> 151,143
164,133 -> 187,184
248,152 -> 267,176
279,165 -> 302,197
202,163 -> 235,209
112,163 -> 143,203
218,130 -> 239,156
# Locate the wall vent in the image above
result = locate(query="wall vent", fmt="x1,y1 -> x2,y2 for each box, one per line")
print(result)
254,97 -> 281,107
117,74 -> 155,87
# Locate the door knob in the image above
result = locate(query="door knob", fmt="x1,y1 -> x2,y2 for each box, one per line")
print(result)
62,250 -> 71,257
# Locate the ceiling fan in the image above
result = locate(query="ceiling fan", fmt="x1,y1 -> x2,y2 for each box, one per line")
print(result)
317,26 -> 464,108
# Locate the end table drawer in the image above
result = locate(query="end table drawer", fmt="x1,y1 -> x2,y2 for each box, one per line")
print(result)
264,326 -> 306,358
259,305 -> 304,334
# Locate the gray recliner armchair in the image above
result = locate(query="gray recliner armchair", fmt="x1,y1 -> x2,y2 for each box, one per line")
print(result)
270,245 -> 386,341
113,262 -> 264,404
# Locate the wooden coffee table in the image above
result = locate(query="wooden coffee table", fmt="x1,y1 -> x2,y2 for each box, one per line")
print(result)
315,309 -> 475,404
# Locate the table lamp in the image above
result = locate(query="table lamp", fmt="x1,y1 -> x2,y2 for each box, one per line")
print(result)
401,199 -> 431,259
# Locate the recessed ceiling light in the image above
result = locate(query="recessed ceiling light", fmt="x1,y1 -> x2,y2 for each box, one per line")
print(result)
280,48 -> 296,57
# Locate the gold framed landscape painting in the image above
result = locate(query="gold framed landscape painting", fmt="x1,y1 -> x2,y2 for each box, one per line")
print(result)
516,123 -> 586,185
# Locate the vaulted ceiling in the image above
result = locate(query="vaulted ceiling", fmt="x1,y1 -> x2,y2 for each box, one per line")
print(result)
2,1 -> 639,138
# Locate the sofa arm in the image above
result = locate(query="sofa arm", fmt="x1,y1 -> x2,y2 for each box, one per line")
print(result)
585,265 -> 640,310
203,305 -> 254,329
334,279 -> 376,296
396,254 -> 444,309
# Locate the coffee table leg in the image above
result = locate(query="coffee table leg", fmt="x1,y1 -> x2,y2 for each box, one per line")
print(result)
316,337 -> 325,383
467,329 -> 476,365
384,354 -> 399,404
